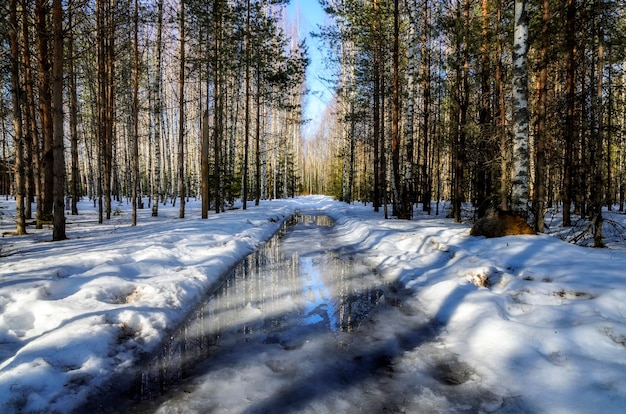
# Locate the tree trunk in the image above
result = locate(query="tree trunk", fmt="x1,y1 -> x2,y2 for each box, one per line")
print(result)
381,64 -> 388,220
476,0 -> 491,218
606,57 -> 613,211
243,0 -> 251,210
213,0 -> 222,214
1,114 -> 8,200
348,99 -> 355,204
453,0 -> 470,223
592,2 -> 604,247
421,1 -> 431,214
391,0 -> 409,219
131,0 -> 140,226
68,6 -> 79,216
9,0 -> 26,235
96,0 -> 114,222
562,0 -> 578,227
105,1 -> 114,221
533,0 -> 550,232
178,0 -> 186,219
35,0 -> 54,224
20,0 -> 37,220
404,0 -> 418,212
372,0 -> 381,212
511,0 -> 530,217
496,0 -> 508,211
51,0 -> 66,241
152,0 -> 164,217
255,68 -> 261,206
201,110 -> 210,218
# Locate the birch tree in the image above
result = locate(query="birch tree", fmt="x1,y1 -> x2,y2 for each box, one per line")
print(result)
511,0 -> 530,216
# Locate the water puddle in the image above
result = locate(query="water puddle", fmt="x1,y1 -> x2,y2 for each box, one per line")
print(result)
120,214 -> 389,408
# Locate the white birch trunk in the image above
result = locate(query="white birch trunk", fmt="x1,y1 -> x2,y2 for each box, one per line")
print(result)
405,1 -> 417,191
511,0 -> 530,215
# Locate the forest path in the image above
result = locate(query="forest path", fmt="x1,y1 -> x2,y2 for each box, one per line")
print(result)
115,212 -> 520,414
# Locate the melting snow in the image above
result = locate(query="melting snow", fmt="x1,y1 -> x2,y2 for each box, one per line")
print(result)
0,196 -> 625,413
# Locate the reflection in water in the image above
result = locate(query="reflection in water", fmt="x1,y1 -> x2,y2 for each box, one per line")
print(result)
134,214 -> 387,403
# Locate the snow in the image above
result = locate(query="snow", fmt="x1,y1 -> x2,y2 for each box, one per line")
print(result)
1,196 -> 625,413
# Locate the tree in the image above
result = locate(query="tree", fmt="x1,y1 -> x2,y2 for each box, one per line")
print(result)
68,4 -> 80,216
201,110 -> 209,218
372,0 -> 382,212
51,0 -> 66,241
532,0 -> 550,232
212,0 -> 224,215
590,0 -> 607,247
419,0 -> 433,215
562,0 -> 578,227
178,0 -> 186,219
242,0 -> 251,209
152,0 -> 164,217
131,0 -> 140,226
511,0 -> 530,217
404,0 -> 419,212
451,0 -> 471,223
496,0 -> 509,211
21,0 -> 40,221
35,0 -> 54,224
391,0 -> 411,219
475,0 -> 494,218
9,0 -> 26,235
96,0 -> 115,223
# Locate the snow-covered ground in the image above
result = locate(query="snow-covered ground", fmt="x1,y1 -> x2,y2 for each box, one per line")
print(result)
1,196 -> 625,413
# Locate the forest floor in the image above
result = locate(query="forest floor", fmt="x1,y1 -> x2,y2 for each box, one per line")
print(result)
1,196 -> 625,413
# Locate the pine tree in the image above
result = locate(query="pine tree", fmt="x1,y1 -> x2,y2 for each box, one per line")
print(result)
178,0 -> 186,219
51,0 -> 66,241
9,0 -> 26,235
152,0 -> 164,217
533,0 -> 550,232
35,0 -> 54,224
68,5 -> 80,216
131,0 -> 140,226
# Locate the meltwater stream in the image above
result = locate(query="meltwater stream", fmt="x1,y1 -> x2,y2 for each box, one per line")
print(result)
117,213 -> 397,413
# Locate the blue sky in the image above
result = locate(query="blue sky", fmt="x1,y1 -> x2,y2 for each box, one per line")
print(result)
287,0 -> 333,138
